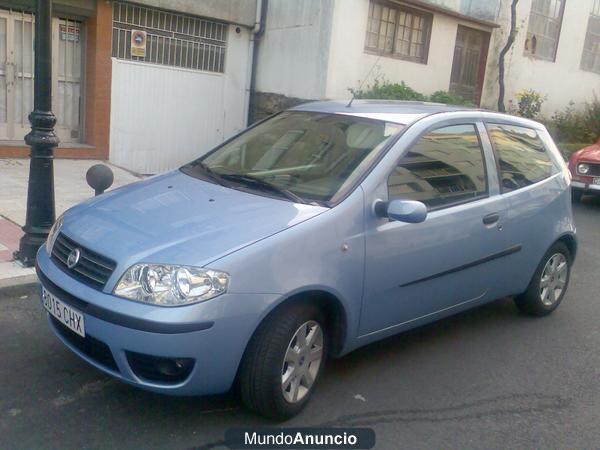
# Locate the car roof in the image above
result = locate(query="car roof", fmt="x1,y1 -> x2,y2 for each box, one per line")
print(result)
290,100 -> 545,130
290,100 -> 471,125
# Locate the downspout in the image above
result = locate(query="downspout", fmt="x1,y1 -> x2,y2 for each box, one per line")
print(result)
245,0 -> 267,125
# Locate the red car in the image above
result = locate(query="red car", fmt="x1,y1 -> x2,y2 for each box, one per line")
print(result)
569,138 -> 600,202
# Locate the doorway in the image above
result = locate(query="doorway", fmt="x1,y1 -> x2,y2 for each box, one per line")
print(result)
0,9 -> 83,142
449,25 -> 490,106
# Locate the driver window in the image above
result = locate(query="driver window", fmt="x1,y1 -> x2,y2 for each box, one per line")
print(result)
388,124 -> 488,209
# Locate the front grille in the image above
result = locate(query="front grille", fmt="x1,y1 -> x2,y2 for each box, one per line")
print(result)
51,233 -> 116,290
51,317 -> 119,372
579,162 -> 600,177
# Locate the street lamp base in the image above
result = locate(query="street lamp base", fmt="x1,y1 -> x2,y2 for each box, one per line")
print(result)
15,233 -> 47,267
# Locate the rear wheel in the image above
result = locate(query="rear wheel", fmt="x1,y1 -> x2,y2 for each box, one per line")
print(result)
514,242 -> 571,316
239,302 -> 327,420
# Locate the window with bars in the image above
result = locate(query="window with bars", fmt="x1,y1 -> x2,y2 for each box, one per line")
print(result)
581,0 -> 600,74
111,1 -> 227,73
524,0 -> 565,62
365,1 -> 432,63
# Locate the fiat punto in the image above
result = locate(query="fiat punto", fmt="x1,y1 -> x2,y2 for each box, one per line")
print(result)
37,101 -> 576,420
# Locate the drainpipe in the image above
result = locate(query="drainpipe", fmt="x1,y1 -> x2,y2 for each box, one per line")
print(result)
245,0 -> 267,126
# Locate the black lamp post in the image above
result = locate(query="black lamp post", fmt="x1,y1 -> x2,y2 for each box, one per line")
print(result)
15,0 -> 59,267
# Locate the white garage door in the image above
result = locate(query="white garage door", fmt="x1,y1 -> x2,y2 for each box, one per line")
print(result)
109,1 -> 250,174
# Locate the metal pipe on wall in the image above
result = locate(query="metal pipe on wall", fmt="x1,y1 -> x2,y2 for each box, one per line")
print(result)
245,0 -> 267,126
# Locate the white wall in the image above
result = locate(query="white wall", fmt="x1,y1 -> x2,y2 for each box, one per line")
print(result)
131,0 -> 257,27
325,0 -> 493,100
110,25 -> 250,174
481,0 -> 600,115
255,0 -> 335,99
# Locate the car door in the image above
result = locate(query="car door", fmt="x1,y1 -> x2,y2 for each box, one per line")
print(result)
484,122 -> 567,298
359,121 -> 513,336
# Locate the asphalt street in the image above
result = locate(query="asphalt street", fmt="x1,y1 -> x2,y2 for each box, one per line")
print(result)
1,199 -> 599,450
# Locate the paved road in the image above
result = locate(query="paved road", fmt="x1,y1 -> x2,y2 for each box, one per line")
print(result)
1,201 -> 599,450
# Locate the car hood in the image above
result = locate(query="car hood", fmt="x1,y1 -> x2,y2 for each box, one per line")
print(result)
60,170 -> 327,271
576,140 -> 600,161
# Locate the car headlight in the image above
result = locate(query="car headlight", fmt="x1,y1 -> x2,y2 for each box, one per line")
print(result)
578,163 -> 590,175
113,264 -> 229,306
45,213 -> 64,254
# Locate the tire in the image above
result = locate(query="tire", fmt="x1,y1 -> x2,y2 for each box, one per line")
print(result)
572,189 -> 583,203
239,302 -> 327,420
514,242 -> 572,316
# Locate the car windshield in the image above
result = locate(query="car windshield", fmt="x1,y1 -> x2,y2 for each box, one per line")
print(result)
181,111 -> 404,204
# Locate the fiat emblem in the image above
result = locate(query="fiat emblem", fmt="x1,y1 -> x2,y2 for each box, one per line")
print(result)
67,248 -> 81,269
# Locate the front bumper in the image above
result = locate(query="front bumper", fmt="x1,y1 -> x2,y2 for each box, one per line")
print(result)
36,247 -> 279,396
571,181 -> 600,192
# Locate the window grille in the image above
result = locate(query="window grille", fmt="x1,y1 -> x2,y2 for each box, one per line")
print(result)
111,1 -> 227,73
581,0 -> 600,74
524,0 -> 565,62
365,1 -> 431,64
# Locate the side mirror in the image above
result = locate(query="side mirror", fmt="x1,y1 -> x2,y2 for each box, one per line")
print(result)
375,199 -> 428,223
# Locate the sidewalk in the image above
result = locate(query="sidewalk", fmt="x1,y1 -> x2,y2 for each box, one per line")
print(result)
0,158 -> 143,290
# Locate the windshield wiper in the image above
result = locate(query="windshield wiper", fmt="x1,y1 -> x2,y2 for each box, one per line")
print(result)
219,173 -> 307,204
190,161 -> 228,186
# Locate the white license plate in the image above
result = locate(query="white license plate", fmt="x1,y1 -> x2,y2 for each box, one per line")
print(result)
594,177 -> 600,185
42,287 -> 85,337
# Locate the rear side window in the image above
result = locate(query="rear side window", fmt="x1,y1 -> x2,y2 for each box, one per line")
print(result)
487,124 -> 555,192
388,124 -> 488,209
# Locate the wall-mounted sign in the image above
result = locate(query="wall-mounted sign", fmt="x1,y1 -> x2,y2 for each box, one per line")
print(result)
59,24 -> 80,42
131,30 -> 147,57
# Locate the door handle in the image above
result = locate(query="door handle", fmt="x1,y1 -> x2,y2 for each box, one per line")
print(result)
482,213 -> 500,225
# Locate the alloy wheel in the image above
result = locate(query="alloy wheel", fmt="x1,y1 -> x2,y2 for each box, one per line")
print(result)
539,253 -> 568,306
281,320 -> 324,404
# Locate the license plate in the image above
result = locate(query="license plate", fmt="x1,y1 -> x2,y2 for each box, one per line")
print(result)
594,177 -> 600,185
42,287 -> 85,337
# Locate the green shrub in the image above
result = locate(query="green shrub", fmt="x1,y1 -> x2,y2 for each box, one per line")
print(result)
549,97 -> 600,144
584,95 -> 600,142
514,89 -> 546,119
429,90 -> 472,106
349,80 -> 471,105
557,142 -> 591,161
350,79 -> 426,101
549,102 -> 587,143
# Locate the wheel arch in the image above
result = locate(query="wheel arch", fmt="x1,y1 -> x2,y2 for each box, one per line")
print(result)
556,232 -> 577,261
243,287 -> 350,363
271,289 -> 348,357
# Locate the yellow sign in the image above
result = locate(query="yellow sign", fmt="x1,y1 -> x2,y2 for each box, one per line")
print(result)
131,30 -> 147,57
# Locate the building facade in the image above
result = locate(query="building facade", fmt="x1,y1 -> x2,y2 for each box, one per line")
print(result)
0,0 -> 110,159
0,0 -> 598,173
0,0 -> 258,173
254,0 -> 600,119
481,0 -> 600,115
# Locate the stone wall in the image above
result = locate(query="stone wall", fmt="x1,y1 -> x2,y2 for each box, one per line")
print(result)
250,92 -> 314,123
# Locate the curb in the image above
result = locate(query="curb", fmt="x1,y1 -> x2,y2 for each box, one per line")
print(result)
0,274 -> 39,298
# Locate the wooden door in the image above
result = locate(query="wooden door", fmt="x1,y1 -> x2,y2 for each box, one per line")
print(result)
449,25 -> 490,106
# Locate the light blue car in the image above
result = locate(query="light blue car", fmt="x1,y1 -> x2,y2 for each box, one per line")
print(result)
37,101 -> 576,420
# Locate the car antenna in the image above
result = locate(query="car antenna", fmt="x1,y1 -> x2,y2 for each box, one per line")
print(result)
347,53 -> 382,108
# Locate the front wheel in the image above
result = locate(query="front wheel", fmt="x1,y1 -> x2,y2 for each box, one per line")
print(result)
514,242 -> 572,316
572,189 -> 583,203
239,302 -> 327,420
